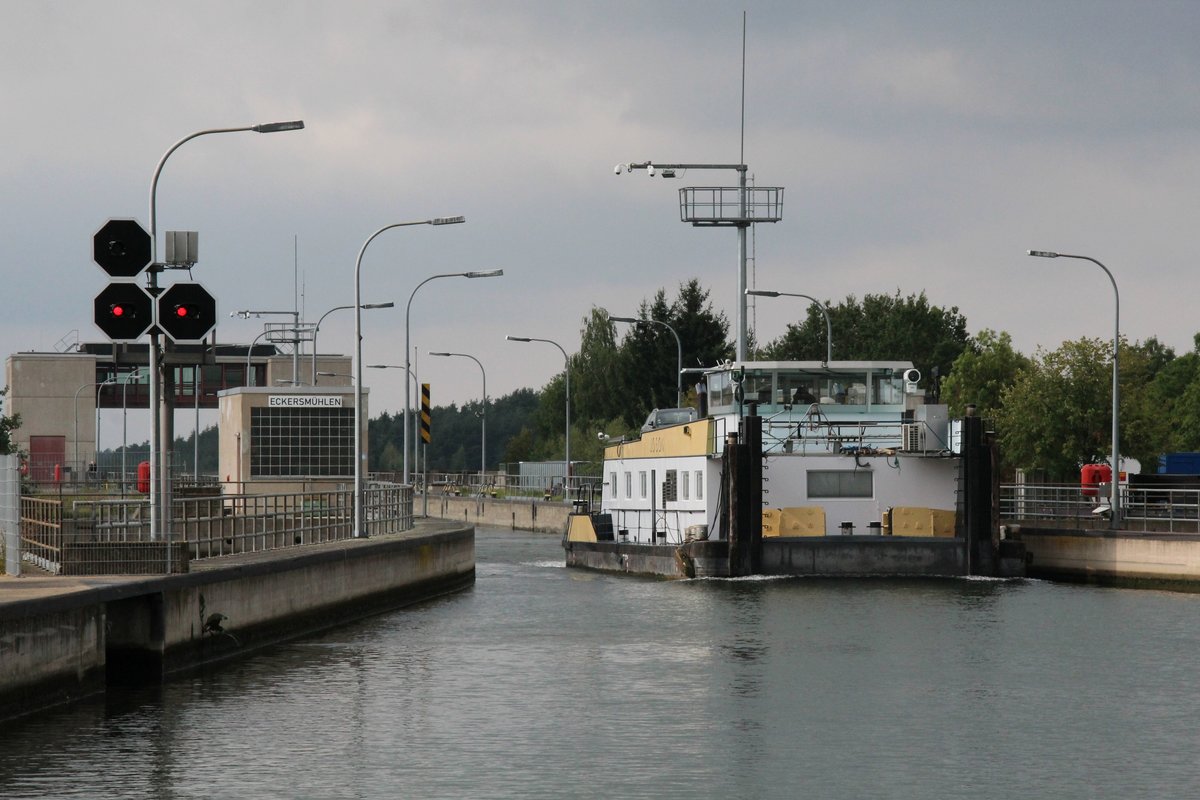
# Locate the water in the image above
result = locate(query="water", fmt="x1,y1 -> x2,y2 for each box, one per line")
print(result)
3,527 -> 1200,799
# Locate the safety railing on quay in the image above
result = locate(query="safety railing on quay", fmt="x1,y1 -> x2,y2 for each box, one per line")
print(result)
388,471 -> 603,503
1000,482 -> 1200,534
16,482 -> 413,576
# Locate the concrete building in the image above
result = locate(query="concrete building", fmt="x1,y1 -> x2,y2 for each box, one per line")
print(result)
5,342 -> 353,481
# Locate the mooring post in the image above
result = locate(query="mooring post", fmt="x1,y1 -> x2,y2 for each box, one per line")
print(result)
963,414 -> 997,576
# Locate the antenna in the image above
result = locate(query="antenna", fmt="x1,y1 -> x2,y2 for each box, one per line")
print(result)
740,10 -> 747,165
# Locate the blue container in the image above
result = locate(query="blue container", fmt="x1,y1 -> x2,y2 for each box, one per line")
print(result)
1157,452 -> 1200,474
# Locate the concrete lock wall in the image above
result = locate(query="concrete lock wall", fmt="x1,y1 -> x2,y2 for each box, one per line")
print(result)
423,495 -> 572,534
0,521 -> 473,723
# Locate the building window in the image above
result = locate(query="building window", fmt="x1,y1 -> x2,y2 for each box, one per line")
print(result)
609,472 -> 617,498
807,470 -> 874,499
682,470 -> 690,500
250,407 -> 354,478
695,471 -> 703,500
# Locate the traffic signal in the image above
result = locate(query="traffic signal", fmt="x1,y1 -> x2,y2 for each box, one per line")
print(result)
94,282 -> 154,341
157,282 -> 216,342
93,218 -> 152,278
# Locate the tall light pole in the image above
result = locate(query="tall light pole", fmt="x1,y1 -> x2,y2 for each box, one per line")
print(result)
364,364 -> 421,483
611,315 -> 683,407
311,302 -> 393,385
74,378 -> 115,475
1029,249 -> 1121,527
121,367 -> 146,493
507,335 -> 570,496
746,289 -> 833,364
353,217 -> 466,538
148,119 -> 303,541
230,309 -> 304,385
429,351 -> 487,490
403,268 -> 502,485
615,160 -> 782,362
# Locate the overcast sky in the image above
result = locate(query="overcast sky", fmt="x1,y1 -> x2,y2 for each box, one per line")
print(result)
4,1 -> 1200,440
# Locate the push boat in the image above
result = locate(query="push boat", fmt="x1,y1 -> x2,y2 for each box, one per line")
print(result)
564,359 -> 1025,579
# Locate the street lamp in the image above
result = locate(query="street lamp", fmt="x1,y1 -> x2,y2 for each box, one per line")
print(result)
429,351 -> 487,491
610,315 -> 683,407
1028,249 -> 1121,527
121,367 -> 146,493
230,309 -> 304,385
403,268 -> 502,485
73,377 -> 115,476
147,119 -> 303,541
312,302 -> 394,385
507,335 -> 571,496
746,289 -> 833,364
353,216 -> 466,539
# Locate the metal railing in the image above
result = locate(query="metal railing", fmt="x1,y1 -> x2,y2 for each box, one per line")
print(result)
18,482 -> 412,575
1000,482 -> 1200,533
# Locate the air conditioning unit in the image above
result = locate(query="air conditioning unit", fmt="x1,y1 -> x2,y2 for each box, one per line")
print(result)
901,423 -> 925,452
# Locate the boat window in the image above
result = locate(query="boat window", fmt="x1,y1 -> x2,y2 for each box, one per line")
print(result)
807,470 -> 873,498
695,471 -> 703,500
778,373 -> 819,406
819,373 -> 867,405
682,470 -> 690,500
609,472 -> 617,498
872,372 -> 904,405
746,370 -> 773,407
640,471 -> 647,499
664,470 -> 678,502
709,371 -> 733,409
625,471 -> 632,499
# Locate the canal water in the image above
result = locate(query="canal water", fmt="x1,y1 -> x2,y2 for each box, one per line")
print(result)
2,526 -> 1199,799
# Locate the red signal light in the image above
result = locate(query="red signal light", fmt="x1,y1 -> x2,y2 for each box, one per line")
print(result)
175,304 -> 191,318
111,304 -> 128,317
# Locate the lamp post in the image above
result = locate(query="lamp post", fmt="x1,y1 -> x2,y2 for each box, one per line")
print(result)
610,315 -> 683,407
312,302 -> 394,385
745,289 -> 833,364
429,351 -> 487,491
147,119 -> 303,541
74,378 -> 115,477
244,329 -> 274,386
1028,249 -> 1121,527
507,335 -> 571,496
353,216 -> 466,539
230,309 -> 304,385
403,268 -> 502,485
121,367 -> 146,493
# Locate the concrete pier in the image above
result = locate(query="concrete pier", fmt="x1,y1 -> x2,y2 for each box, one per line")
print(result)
1011,526 -> 1200,590
0,519 -> 473,723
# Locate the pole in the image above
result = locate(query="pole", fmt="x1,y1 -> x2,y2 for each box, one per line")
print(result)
148,120 -> 304,541
1028,250 -> 1120,527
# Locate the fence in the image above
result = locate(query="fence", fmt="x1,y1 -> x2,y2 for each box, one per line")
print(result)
999,482 -> 1200,533
16,482 -> 412,576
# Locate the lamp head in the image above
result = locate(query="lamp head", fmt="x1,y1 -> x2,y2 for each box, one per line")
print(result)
745,290 -> 781,298
1028,250 -> 1059,258
431,216 -> 466,225
429,351 -> 452,357
465,269 -> 503,278
253,120 -> 304,133
609,316 -> 638,323
506,335 -> 531,342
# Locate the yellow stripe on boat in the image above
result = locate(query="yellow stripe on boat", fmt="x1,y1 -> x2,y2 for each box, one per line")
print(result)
604,418 -> 714,460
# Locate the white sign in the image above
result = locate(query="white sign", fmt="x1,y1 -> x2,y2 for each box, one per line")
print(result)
268,395 -> 344,408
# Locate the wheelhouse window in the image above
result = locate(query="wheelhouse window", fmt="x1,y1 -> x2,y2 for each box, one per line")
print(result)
807,470 -> 873,499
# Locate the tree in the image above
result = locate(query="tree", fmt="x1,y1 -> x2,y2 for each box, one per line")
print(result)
763,291 -> 969,385
995,337 -> 1113,479
940,330 -> 1030,419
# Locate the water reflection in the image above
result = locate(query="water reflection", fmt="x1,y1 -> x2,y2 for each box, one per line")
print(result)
3,529 -> 1200,800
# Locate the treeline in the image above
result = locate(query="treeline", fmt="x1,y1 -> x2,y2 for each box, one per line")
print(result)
83,277 -> 1194,484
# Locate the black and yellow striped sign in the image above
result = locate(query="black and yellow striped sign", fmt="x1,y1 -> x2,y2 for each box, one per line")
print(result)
420,383 -> 432,443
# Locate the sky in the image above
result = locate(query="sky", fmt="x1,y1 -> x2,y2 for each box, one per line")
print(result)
3,1 -> 1200,442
